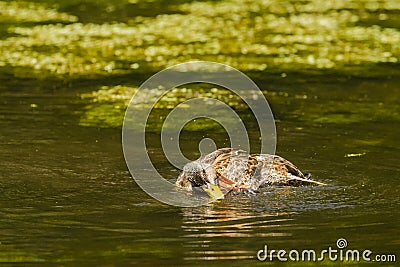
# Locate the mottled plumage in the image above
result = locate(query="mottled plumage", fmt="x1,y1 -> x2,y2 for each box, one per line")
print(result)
176,148 -> 325,196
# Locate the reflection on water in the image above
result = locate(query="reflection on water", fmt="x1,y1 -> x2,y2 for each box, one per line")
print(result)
179,188 -> 336,262
1,74 -> 399,265
1,0 -> 399,264
181,203 -> 294,261
178,170 -> 399,264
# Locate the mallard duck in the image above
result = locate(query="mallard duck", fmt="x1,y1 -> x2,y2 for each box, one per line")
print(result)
176,148 -> 325,199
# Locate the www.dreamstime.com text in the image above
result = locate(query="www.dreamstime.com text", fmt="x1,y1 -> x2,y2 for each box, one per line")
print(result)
257,238 -> 396,262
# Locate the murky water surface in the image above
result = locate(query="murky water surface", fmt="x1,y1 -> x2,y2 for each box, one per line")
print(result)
1,74 -> 399,266
0,0 -> 399,266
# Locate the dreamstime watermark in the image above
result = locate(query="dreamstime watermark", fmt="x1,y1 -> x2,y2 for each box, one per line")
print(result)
257,238 -> 396,263
122,61 -> 276,207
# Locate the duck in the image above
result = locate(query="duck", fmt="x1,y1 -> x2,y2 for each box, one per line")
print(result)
176,148 -> 325,199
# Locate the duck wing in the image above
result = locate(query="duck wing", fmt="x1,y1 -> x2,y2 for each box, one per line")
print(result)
256,154 -> 325,187
199,149 -> 325,193
202,149 -> 253,193
273,155 -> 325,186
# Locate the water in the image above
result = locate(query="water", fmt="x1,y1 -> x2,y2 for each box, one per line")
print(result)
1,0 -> 399,265
0,72 -> 399,266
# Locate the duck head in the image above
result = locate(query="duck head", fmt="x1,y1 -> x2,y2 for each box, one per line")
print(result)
176,162 -> 224,200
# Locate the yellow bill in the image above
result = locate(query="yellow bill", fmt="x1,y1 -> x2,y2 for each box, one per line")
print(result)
201,183 -> 224,200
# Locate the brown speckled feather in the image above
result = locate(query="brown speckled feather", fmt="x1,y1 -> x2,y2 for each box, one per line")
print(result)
176,148 -> 325,194
206,148 -> 324,191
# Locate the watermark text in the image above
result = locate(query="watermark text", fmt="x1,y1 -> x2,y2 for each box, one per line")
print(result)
257,238 -> 396,263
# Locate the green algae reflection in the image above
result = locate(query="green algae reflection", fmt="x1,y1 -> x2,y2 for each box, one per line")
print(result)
80,85 -> 251,129
1,0 -> 399,128
0,0 -> 399,77
79,81 -> 400,129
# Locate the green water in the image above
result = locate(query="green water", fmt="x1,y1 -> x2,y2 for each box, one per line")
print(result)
1,0 -> 399,266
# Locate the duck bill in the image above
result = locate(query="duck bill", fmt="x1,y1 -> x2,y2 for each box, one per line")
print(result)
201,183 -> 224,200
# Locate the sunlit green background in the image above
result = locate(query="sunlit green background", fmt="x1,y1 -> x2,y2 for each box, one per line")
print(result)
0,0 -> 399,266
1,0 -> 399,127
